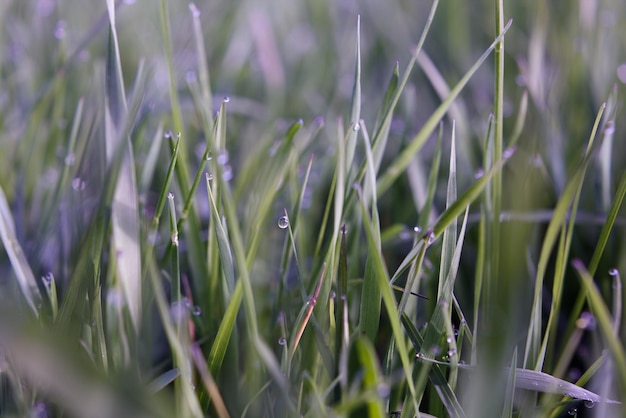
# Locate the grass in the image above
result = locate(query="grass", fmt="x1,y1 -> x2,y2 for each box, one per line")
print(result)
1,0 -> 626,417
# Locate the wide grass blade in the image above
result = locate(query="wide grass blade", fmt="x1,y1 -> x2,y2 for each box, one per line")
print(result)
104,3 -> 142,332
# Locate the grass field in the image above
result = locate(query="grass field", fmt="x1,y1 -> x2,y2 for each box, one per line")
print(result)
1,0 -> 626,417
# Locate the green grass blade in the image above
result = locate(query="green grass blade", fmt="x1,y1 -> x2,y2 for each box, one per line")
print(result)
523,103 -> 605,370
359,121 -> 382,342
345,15 -> 361,177
0,185 -> 43,316
355,186 -> 418,413
572,260 -> 626,397
377,19 -> 512,195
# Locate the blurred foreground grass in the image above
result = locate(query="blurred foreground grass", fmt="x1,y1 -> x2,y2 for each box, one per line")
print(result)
1,0 -> 626,417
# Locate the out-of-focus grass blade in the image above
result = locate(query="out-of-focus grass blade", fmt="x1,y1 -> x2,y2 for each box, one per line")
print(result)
418,123 -> 443,229
524,103 -> 605,370
371,62 -> 399,172
189,3 -> 213,111
140,123 -> 165,193
588,152 -> 626,276
377,19 -> 512,195
355,186 -> 418,412
346,337 -> 386,417
0,185 -> 43,316
190,343 -> 230,418
148,368 -> 180,393
104,4 -> 142,333
573,259 -> 626,395
369,0 -> 439,165
345,15 -> 361,179
502,350 -> 517,418
254,336 -> 297,414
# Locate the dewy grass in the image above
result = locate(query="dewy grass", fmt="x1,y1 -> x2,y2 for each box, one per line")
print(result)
1,0 -> 626,417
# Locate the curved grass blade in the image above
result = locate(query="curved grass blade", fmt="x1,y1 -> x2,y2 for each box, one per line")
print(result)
377,19 -> 512,195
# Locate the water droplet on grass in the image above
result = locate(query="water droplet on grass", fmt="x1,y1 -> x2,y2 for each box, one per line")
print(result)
71,177 -> 86,191
278,337 -> 287,346
583,400 -> 595,409
191,305 -> 202,316
609,268 -> 619,276
503,146 -> 516,159
223,96 -> 230,103
278,216 -> 289,229
64,153 -> 75,166
447,349 -> 457,357
206,172 -> 214,181
567,408 -> 577,416
189,3 -> 200,17
217,150 -> 229,165
377,383 -> 391,397
474,168 -> 484,179
352,122 -> 360,131
446,336 -> 454,344
222,165 -> 233,181
413,226 -> 421,233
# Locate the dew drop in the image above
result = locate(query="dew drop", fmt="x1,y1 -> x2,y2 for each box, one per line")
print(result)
185,70 -> 197,84
447,349 -> 457,357
609,268 -> 619,276
583,400 -> 595,409
176,132 -> 181,139
413,226 -> 421,233
217,150 -> 229,165
189,3 -> 200,17
474,168 -> 484,179
503,146 -> 516,159
164,131 -> 172,139
330,291 -> 336,300
206,172 -> 214,181
352,122 -> 360,131
222,165 -> 233,181
191,305 -> 202,316
41,273 -> 53,286
54,20 -> 66,39
223,96 -> 230,103
446,336 -> 454,344
416,352 -> 424,359
604,121 -> 615,136
567,408 -> 577,416
91,319 -> 96,326
423,230 -> 435,245
147,231 -> 159,246
71,177 -> 86,191
278,337 -> 287,346
377,383 -> 391,398
278,216 -> 289,229
64,153 -> 75,166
